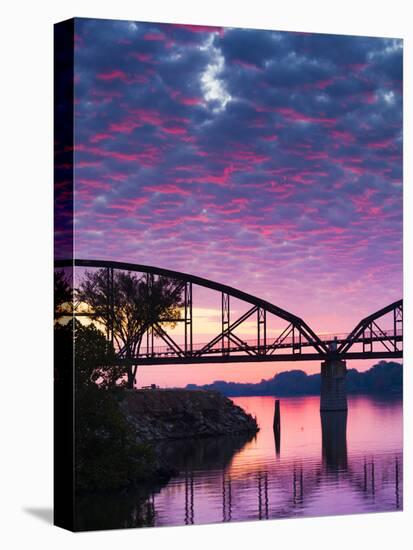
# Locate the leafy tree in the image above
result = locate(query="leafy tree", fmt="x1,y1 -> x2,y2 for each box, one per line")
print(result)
54,319 -> 125,388
74,320 -> 126,389
77,269 -> 184,388
55,319 -> 157,492
75,384 -> 156,493
188,362 -> 403,397
54,269 -> 72,319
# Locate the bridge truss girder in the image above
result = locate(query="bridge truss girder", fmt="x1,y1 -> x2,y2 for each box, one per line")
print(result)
116,350 -> 403,367
337,300 -> 403,355
55,259 -> 403,366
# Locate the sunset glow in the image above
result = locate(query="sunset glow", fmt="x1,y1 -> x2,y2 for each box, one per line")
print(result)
58,19 -> 403,385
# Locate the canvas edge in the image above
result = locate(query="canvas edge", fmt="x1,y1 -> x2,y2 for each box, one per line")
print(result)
53,17 -> 76,532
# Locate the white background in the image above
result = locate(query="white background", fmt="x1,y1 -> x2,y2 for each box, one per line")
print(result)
0,0 -> 411,548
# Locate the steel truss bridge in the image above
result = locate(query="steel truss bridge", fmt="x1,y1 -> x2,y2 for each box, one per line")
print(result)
55,259 -> 403,366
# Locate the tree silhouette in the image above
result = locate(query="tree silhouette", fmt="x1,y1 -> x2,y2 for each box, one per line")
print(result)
54,269 -> 72,319
55,319 -> 124,388
77,269 -> 184,388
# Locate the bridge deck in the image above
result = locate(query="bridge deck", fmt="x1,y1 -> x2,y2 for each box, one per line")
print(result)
135,331 -> 403,359
55,259 -> 403,367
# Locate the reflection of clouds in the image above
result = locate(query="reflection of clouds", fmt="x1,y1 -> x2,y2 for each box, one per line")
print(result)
149,396 -> 402,527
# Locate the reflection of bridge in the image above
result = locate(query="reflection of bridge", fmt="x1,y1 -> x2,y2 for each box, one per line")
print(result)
56,259 -> 403,411
155,412 -> 402,525
217,456 -> 402,523
74,408 -> 402,529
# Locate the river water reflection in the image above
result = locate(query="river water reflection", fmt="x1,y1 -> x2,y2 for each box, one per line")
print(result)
76,394 -> 402,530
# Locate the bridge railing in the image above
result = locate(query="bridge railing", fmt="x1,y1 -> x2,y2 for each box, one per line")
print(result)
55,260 -> 402,363
133,328 -> 402,359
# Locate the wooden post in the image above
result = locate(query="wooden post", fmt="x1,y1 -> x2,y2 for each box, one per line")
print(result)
273,399 -> 281,455
273,399 -> 280,431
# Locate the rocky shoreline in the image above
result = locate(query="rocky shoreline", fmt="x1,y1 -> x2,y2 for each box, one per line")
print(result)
120,388 -> 259,442
75,387 -> 259,504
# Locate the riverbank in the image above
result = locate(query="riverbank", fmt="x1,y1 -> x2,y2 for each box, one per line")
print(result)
185,361 -> 402,397
120,388 -> 259,442
74,393 -> 403,530
75,387 -> 258,501
119,388 -> 259,495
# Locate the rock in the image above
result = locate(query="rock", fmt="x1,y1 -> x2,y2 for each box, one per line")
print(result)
119,388 -> 259,443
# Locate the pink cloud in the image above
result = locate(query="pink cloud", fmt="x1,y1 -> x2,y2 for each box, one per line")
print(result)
253,103 -> 280,114
172,24 -> 223,34
330,129 -> 355,145
129,52 -> 153,62
303,77 -> 337,91
266,180 -> 295,198
76,160 -> 102,168
347,165 -> 365,175
304,151 -> 329,160
109,120 -> 140,134
229,149 -> 270,164
76,144 -> 140,163
347,63 -> 368,72
76,142 -> 161,167
232,59 -> 263,71
89,133 -> 112,143
77,178 -> 111,191
351,194 -> 382,218
128,109 -> 189,126
368,138 -> 394,149
90,89 -> 123,99
130,108 -> 165,126
143,32 -> 166,41
162,125 -> 187,135
107,197 -> 149,212
176,165 -> 235,187
169,89 -> 204,106
232,197 -> 250,207
143,184 -> 191,196
364,91 -> 377,104
334,156 -> 366,175
102,173 -> 129,182
206,205 -> 241,215
96,71 -> 150,86
277,107 -> 336,127
179,96 -> 203,106
97,70 -> 128,81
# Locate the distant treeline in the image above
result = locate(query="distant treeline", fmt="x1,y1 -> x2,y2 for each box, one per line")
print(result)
186,361 -> 402,397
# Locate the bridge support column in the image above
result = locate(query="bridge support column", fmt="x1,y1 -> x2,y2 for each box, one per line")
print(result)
321,411 -> 348,470
320,358 -> 347,412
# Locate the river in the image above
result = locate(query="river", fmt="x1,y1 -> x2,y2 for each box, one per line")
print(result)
76,394 -> 402,530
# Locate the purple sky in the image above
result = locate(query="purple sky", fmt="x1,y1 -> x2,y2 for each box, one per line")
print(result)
62,18 -> 402,382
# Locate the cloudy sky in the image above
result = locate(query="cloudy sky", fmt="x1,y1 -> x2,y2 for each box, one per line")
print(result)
66,18 -> 402,383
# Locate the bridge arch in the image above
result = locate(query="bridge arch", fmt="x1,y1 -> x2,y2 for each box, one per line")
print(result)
55,258 -> 330,361
55,259 -> 402,365
337,299 -> 402,355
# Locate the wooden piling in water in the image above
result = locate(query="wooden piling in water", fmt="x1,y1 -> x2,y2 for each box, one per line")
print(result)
273,399 -> 281,455
273,399 -> 280,432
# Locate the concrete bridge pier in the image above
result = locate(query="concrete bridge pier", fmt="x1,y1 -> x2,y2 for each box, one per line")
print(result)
321,410 -> 348,470
320,358 -> 348,412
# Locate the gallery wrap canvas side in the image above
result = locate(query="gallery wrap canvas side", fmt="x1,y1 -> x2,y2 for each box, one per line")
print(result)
54,18 -> 75,532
